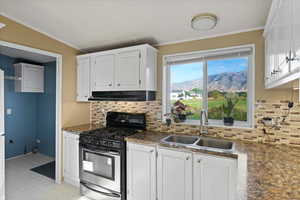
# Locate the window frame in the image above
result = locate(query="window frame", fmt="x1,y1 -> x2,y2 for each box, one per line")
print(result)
162,44 -> 255,129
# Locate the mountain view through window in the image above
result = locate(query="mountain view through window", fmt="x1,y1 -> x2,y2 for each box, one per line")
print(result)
169,57 -> 248,122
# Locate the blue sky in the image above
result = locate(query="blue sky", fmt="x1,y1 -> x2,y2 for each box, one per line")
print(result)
171,58 -> 248,83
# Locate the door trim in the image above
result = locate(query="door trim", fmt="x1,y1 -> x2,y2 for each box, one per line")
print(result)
0,40 -> 63,184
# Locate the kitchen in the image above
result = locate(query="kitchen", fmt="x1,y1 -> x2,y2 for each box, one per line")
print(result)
1,0 -> 300,200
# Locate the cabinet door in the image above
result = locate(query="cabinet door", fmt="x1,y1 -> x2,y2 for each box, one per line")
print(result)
91,54 -> 114,91
127,143 -> 156,200
273,0 -> 291,78
63,132 -> 79,187
157,148 -> 192,200
115,50 -> 141,89
193,154 -> 237,200
23,65 -> 44,92
77,57 -> 90,101
265,35 -> 272,85
291,0 -> 300,72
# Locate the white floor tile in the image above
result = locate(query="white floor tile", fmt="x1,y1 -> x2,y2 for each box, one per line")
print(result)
5,153 -> 82,200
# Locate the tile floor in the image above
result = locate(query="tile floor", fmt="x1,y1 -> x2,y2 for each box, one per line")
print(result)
5,153 -> 87,200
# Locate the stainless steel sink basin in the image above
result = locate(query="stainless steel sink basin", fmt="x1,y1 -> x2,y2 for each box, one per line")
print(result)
196,137 -> 233,150
160,135 -> 234,152
161,135 -> 199,145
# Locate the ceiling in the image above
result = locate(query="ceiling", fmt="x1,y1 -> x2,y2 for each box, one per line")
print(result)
1,0 -> 272,51
0,45 -> 56,63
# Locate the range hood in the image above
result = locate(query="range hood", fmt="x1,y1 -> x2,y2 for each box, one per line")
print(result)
88,91 -> 156,101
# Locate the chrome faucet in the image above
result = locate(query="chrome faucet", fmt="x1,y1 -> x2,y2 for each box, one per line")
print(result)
200,110 -> 208,135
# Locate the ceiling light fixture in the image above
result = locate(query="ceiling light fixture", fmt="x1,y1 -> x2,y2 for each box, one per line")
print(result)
0,23 -> 6,29
191,13 -> 218,31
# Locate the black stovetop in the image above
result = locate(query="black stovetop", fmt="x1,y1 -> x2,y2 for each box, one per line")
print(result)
80,111 -> 146,149
81,127 -> 139,141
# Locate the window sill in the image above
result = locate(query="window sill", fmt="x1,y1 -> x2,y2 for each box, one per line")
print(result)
171,120 -> 254,130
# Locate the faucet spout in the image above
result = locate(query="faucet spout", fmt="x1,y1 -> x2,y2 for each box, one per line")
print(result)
200,110 -> 208,136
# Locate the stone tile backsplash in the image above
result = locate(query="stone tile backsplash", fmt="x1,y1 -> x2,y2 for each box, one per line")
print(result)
90,100 -> 300,147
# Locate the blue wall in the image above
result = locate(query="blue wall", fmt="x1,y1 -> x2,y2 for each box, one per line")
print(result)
37,61 -> 56,157
0,54 -> 56,158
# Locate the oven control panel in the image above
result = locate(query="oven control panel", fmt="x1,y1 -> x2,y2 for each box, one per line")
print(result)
80,136 -> 122,149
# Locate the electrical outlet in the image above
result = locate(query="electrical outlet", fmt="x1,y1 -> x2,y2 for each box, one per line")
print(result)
6,108 -> 12,115
156,112 -> 162,120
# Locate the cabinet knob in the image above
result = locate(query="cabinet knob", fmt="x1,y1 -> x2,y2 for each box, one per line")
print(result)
117,83 -> 121,86
150,150 -> 154,153
186,156 -> 190,160
109,84 -> 112,86
197,159 -> 201,163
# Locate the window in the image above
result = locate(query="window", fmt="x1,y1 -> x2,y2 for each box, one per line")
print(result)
163,45 -> 254,128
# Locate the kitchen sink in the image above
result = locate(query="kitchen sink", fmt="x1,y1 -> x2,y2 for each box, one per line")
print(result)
161,135 -> 199,145
195,137 -> 233,150
160,135 -> 234,152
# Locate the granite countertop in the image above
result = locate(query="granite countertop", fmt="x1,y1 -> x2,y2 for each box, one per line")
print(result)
126,131 -> 300,200
62,123 -> 102,133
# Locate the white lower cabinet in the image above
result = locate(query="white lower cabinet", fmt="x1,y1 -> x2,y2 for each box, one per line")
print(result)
127,142 -> 156,200
127,142 -> 238,200
157,148 -> 193,200
63,131 -> 80,187
193,153 -> 237,200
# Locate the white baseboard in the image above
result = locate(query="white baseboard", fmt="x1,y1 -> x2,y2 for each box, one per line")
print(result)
5,152 -> 33,161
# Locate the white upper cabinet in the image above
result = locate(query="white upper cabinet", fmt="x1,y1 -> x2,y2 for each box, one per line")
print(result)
157,148 -> 193,200
76,44 -> 157,98
14,63 -> 44,93
193,153 -> 237,200
77,57 -> 91,101
264,0 -> 300,88
115,50 -> 141,89
91,54 -> 114,91
290,0 -> 300,72
127,142 -> 156,200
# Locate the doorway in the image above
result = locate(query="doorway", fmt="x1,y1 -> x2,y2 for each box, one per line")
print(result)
0,40 -> 62,200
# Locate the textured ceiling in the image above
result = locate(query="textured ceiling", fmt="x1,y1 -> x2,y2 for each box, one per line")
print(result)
1,0 -> 272,51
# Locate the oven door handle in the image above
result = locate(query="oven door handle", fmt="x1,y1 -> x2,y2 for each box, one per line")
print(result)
82,147 -> 120,156
81,182 -> 121,198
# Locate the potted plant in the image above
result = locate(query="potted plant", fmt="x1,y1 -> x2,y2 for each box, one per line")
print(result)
222,94 -> 239,126
171,100 -> 193,123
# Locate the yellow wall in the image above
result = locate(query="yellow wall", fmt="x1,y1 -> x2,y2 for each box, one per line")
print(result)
1,15 -> 295,130
0,15 -> 90,127
156,30 -> 298,101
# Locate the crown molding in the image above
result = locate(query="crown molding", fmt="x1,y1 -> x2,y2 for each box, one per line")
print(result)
155,27 -> 264,47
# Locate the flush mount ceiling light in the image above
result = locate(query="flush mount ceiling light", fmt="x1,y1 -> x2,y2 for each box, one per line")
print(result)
191,13 -> 218,31
0,23 -> 6,29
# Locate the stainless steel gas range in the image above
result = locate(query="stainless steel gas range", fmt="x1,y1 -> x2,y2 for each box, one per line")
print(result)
79,112 -> 146,200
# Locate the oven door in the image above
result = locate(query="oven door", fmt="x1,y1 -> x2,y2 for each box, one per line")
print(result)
79,146 -> 121,193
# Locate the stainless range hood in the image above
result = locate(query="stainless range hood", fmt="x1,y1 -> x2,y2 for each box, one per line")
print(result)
88,91 -> 156,101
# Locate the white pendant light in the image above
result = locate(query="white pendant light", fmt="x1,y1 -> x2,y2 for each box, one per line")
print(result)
0,23 -> 6,29
191,13 -> 218,31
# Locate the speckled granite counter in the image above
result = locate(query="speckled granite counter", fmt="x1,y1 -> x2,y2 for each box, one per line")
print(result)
126,131 -> 300,200
62,123 -> 102,134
